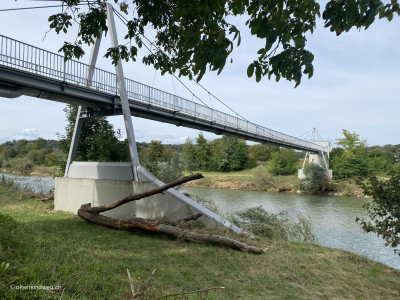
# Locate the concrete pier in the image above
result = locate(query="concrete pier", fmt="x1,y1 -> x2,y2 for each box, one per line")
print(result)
55,162 -> 244,234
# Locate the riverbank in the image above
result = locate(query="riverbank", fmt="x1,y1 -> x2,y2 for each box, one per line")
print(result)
0,165 -> 59,178
183,166 -> 365,197
1,186 -> 399,299
1,164 -> 365,197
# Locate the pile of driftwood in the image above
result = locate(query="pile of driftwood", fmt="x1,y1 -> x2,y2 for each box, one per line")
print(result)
77,173 -> 263,254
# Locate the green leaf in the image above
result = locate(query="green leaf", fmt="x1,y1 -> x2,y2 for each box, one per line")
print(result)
247,63 -> 255,77
255,66 -> 262,82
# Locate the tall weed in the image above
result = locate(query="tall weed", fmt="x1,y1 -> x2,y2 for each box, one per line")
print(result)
228,206 -> 315,242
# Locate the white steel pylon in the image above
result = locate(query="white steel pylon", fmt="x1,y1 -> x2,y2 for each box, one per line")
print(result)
64,3 -> 140,181
301,128 -> 331,175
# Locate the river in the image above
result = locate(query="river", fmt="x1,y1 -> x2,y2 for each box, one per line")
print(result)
0,171 -> 55,193
1,172 -> 398,270
182,187 -> 400,270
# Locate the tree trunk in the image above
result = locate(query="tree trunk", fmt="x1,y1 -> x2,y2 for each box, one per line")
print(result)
77,173 -> 264,254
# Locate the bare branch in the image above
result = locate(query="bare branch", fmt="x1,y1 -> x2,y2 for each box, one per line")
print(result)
86,173 -> 203,214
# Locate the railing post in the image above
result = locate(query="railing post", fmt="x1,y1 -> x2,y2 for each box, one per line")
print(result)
148,86 -> 151,105
63,60 -> 66,82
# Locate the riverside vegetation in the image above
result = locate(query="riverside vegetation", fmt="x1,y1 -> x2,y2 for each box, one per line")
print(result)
1,129 -> 399,196
1,178 -> 400,299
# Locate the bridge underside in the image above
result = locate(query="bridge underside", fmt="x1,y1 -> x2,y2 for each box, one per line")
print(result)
0,67 -> 319,153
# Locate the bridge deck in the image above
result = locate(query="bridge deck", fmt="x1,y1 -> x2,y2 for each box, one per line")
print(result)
0,34 -> 326,153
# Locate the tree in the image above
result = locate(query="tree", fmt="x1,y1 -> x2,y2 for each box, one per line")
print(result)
140,140 -> 164,174
268,148 -> 298,176
330,129 -> 369,179
181,138 -> 198,173
335,129 -> 367,160
48,1 -> 400,87
208,136 -> 252,171
249,144 -> 279,162
356,172 -> 400,256
58,104 -> 129,164
156,152 -> 184,183
195,133 -> 211,170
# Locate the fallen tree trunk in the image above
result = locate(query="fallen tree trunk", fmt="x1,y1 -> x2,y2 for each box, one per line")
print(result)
77,173 -> 264,254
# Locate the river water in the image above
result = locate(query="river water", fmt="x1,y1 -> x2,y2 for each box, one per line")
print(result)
182,187 -> 400,270
1,171 -> 398,270
0,171 -> 55,193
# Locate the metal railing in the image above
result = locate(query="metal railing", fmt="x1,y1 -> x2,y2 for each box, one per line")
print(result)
0,34 -> 327,153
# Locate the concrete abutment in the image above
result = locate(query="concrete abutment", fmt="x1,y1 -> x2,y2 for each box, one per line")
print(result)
55,162 -> 244,234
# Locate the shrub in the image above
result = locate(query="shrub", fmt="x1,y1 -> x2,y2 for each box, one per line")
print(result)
182,192 -> 220,215
299,164 -> 337,194
5,158 -> 34,175
228,206 -> 315,242
357,172 -> 400,255
155,153 -> 183,183
252,166 -> 277,190
268,149 -> 298,176
0,174 -> 33,193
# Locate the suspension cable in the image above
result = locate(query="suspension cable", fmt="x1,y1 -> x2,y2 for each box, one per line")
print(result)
112,8 -> 215,110
0,3 -> 96,12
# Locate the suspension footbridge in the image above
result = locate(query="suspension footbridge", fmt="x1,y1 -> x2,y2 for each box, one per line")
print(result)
0,2 -> 332,231
0,33 -> 327,154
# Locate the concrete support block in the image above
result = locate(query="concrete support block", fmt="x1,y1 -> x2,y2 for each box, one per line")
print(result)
55,163 -> 245,234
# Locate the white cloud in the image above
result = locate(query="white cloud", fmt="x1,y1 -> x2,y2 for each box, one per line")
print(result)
20,128 -> 37,134
0,128 -> 39,144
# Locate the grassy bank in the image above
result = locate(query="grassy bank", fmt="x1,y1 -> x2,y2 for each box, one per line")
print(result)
183,166 -> 364,196
0,165 -> 60,178
1,187 -> 399,299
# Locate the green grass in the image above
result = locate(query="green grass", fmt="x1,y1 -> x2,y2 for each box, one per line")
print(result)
184,165 -> 300,192
1,187 -> 400,299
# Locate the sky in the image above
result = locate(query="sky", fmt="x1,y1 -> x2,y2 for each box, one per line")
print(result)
0,1 -> 399,147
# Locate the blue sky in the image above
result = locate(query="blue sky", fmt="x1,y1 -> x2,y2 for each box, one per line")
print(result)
0,1 -> 399,147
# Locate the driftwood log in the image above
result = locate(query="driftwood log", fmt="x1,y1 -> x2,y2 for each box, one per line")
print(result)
77,173 -> 264,254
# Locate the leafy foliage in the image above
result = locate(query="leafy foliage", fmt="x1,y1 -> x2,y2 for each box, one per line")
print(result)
251,166 -> 277,191
195,133 -> 211,170
229,206 -> 315,242
0,139 -> 62,175
356,173 -> 400,255
268,148 -> 298,175
208,136 -> 254,171
47,1 -> 399,86
58,105 -> 129,169
248,144 -> 279,162
155,152 -> 183,183
139,140 -> 183,182
299,164 -> 336,194
330,129 -> 398,180
181,138 -> 198,173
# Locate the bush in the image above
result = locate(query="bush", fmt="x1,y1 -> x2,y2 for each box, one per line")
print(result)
0,175 -> 33,193
44,152 -> 59,167
182,192 -> 220,215
252,166 -> 277,190
299,164 -> 336,194
155,153 -> 183,183
4,158 -> 34,175
357,172 -> 400,255
228,206 -> 315,242
268,149 -> 298,176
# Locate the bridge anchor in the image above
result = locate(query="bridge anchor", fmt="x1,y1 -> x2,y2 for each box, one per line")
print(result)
56,3 -> 244,234
298,129 -> 332,179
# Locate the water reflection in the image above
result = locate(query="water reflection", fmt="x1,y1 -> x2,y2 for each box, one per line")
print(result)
183,187 -> 400,270
0,171 -> 54,193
